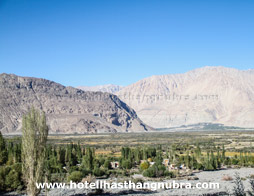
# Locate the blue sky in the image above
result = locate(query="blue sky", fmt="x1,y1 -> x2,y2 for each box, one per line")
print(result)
0,0 -> 253,86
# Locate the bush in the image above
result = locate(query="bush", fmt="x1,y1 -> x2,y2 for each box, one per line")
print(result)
132,178 -> 144,184
68,166 -> 79,173
0,166 -> 10,190
122,170 -> 129,177
93,167 -> 105,177
50,173 -> 66,183
164,170 -> 176,178
5,169 -> 22,190
143,163 -> 168,178
68,171 -> 83,182
248,179 -> 254,196
140,162 -> 149,171
81,168 -> 90,177
143,167 -> 156,178
0,163 -> 23,191
233,172 -> 245,196
121,160 -> 132,169
196,163 -> 204,170
222,175 -> 233,181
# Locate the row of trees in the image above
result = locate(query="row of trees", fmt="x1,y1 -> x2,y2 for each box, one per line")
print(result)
118,144 -> 254,178
0,134 -> 116,192
0,133 -> 23,192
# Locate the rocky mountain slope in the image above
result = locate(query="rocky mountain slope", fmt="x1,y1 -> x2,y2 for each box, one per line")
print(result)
116,66 -> 254,128
77,84 -> 122,94
0,74 -> 150,134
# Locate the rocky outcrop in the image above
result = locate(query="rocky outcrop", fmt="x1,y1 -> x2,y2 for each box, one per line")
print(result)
116,66 -> 254,128
0,73 -> 151,134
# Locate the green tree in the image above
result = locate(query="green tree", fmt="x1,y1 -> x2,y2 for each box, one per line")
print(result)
82,147 -> 94,171
103,159 -> 112,170
185,151 -> 191,168
0,132 -> 8,165
222,145 -> 226,163
76,142 -> 82,163
21,108 -> 49,196
154,150 -> 163,165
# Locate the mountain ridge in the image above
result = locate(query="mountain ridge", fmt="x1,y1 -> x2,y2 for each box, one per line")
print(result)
77,84 -> 123,94
0,73 -> 151,134
116,66 -> 254,128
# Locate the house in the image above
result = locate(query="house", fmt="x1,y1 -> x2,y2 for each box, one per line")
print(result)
163,159 -> 170,167
179,164 -> 186,170
169,164 -> 178,170
110,161 -> 119,169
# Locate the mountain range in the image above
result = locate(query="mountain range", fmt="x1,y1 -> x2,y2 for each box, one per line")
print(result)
117,66 -> 254,128
79,66 -> 254,128
0,73 -> 150,134
1,66 -> 253,134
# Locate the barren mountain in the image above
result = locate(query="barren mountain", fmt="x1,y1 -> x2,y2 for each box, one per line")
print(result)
77,84 -> 122,94
0,74 -> 150,134
116,66 -> 254,128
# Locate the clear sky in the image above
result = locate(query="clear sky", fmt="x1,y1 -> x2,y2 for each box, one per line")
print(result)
0,0 -> 253,87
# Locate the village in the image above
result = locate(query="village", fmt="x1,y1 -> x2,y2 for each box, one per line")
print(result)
110,159 -> 188,171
